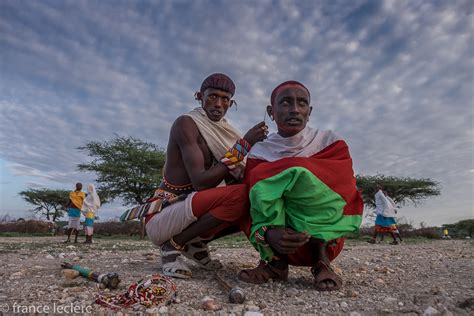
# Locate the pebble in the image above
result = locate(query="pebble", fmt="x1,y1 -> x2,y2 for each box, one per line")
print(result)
244,312 -> 263,316
146,307 -> 160,314
62,269 -> 80,279
347,290 -> 360,298
374,278 -> 385,285
247,305 -> 260,311
423,306 -> 439,315
158,306 -> 169,313
383,297 -> 397,304
202,297 -> 222,311
340,301 -> 349,309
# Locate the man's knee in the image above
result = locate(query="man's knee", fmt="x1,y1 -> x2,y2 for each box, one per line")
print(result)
224,184 -> 249,210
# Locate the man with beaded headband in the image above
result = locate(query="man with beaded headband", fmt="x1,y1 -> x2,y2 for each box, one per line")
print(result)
237,81 -> 364,290
140,73 -> 268,279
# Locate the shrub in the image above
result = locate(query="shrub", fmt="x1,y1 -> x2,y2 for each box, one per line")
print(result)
93,221 -> 142,236
0,220 -> 55,234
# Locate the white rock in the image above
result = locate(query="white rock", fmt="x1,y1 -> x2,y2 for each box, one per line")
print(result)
46,254 -> 54,259
340,301 -> 349,309
158,306 -> 168,313
244,312 -> 263,316
423,306 -> 439,316
146,307 -> 160,314
247,305 -> 260,311
383,297 -> 397,304
350,312 -> 362,316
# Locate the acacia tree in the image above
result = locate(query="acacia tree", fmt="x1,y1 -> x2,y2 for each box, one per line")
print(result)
19,189 -> 69,222
77,136 -> 165,206
356,174 -> 441,209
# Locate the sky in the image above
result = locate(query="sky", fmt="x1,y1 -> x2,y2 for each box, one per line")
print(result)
0,0 -> 472,226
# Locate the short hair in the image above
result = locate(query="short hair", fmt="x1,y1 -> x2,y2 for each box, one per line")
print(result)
270,80 -> 310,106
200,73 -> 236,96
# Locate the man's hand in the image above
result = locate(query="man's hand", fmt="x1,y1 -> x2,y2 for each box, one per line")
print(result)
265,227 -> 310,254
243,121 -> 268,146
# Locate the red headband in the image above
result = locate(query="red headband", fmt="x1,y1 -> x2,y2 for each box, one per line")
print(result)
270,80 -> 310,106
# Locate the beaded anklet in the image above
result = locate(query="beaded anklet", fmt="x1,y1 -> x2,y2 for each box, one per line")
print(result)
169,237 -> 185,250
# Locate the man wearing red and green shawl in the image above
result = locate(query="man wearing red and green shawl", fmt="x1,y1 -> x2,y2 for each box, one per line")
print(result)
238,81 -> 364,291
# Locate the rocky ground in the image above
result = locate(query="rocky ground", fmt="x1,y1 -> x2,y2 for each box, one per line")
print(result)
0,236 -> 473,315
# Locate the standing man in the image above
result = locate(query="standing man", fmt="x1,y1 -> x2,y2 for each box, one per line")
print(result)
237,81 -> 363,291
140,73 -> 267,278
64,183 -> 86,243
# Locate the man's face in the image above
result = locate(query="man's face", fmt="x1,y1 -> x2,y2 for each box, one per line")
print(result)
76,183 -> 82,191
201,88 -> 233,122
270,86 -> 312,137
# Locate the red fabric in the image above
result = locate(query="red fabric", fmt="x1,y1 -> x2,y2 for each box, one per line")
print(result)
244,140 -> 363,216
191,184 -> 249,239
375,225 -> 398,233
191,184 -> 249,221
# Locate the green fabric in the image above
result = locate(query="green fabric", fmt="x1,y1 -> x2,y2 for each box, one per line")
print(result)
249,167 -> 362,261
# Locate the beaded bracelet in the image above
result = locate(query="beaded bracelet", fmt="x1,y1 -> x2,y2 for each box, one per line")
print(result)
221,138 -> 251,169
255,226 -> 268,244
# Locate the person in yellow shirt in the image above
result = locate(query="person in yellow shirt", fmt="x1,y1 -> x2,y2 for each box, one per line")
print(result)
64,183 -> 86,243
442,228 -> 450,239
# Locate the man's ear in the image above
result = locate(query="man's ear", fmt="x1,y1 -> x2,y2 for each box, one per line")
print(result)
309,106 -> 313,118
194,91 -> 202,101
266,105 -> 273,120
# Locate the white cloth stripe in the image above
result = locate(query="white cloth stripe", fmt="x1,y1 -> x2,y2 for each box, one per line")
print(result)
248,126 -> 340,162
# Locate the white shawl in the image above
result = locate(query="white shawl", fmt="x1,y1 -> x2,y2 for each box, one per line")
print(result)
82,184 -> 101,214
375,190 -> 396,217
185,107 -> 244,178
248,126 -> 340,162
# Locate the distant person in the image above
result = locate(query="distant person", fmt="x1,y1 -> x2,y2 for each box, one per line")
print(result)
64,183 -> 86,243
442,228 -> 450,239
81,184 -> 101,244
368,185 -> 400,245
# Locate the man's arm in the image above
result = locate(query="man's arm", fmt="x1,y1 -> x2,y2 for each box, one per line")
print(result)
173,116 -> 231,190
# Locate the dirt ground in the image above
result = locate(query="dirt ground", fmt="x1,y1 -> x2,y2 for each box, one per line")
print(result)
0,236 -> 472,315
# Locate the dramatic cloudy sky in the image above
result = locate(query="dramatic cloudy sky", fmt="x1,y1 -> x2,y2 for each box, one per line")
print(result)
0,0 -> 472,226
